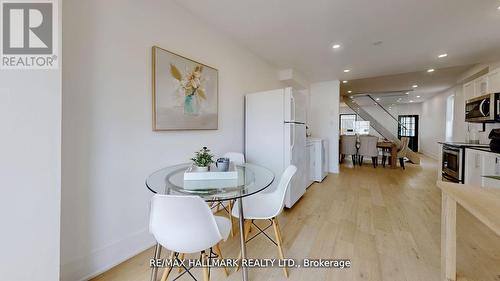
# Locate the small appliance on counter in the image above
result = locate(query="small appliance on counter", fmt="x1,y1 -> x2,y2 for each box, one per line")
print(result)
489,129 -> 500,153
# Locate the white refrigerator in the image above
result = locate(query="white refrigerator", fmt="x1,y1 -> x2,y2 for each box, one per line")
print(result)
245,87 -> 307,208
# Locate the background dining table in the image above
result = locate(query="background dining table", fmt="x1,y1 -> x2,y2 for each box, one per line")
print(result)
377,141 -> 398,169
146,163 -> 275,281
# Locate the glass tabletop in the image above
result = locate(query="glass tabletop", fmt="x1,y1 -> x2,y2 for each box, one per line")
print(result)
145,163 -> 275,202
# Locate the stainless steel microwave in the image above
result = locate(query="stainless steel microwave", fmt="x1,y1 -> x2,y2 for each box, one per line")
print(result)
465,93 -> 500,122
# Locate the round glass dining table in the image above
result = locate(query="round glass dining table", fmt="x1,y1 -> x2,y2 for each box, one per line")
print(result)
146,163 -> 274,281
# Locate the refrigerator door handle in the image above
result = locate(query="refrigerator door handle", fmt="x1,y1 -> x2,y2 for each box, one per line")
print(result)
290,124 -> 295,151
291,95 -> 296,121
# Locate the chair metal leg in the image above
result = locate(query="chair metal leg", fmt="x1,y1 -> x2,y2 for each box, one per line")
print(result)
372,157 -> 377,168
351,155 -> 356,166
400,158 -> 405,170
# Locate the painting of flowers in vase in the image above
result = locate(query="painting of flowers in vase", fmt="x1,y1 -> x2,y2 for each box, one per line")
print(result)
152,46 -> 218,130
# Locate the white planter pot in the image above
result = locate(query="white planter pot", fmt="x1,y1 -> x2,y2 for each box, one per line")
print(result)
194,166 -> 209,172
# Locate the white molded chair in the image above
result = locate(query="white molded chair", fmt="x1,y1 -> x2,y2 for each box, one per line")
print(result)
231,165 -> 297,278
150,195 -> 231,281
223,152 -> 245,165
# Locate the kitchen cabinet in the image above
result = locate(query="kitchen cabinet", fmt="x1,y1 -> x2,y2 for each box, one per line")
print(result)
463,67 -> 500,103
306,141 -> 315,187
474,76 -> 488,97
306,138 -> 328,184
465,149 -> 483,186
465,148 -> 500,188
487,69 -> 500,93
463,81 -> 475,102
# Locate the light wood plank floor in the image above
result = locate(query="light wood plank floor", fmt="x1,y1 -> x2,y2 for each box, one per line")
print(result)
91,156 -> 500,281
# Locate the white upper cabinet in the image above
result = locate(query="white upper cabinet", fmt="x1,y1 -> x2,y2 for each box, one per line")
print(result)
474,76 -> 488,97
487,69 -> 500,93
463,68 -> 500,103
463,81 -> 475,102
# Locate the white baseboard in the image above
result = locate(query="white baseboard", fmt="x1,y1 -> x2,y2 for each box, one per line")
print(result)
61,228 -> 156,281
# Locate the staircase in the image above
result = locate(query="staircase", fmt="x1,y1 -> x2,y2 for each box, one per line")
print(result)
343,95 -> 421,165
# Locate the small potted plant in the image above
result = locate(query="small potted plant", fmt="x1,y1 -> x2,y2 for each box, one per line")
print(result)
191,147 -> 214,172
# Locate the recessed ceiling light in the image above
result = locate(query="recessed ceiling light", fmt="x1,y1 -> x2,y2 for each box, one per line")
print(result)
332,44 -> 341,49
412,85 -> 418,88
409,100 -> 414,103
348,90 -> 352,93
405,92 -> 410,95
427,69 -> 435,73
343,69 -> 351,73
497,5 -> 500,10
376,98 -> 380,101
438,53 -> 448,58
416,95 -> 421,98
343,80 -> 348,84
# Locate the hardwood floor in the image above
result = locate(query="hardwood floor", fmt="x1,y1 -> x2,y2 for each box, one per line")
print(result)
91,156 -> 500,281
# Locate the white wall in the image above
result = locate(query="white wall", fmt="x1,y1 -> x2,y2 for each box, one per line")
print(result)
309,81 -> 340,173
61,0 -> 281,280
420,86 -> 467,159
0,2 -> 62,281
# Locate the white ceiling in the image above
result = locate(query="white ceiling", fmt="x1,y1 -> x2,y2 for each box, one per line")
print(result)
341,64 -> 473,102
176,0 -> 500,82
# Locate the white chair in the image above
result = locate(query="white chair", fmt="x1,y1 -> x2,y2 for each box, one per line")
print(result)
340,135 -> 358,165
150,195 -> 231,281
231,165 -> 297,278
223,152 -> 245,165
358,135 -> 379,168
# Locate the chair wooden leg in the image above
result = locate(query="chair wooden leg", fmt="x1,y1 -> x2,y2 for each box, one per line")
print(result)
272,218 -> 288,278
177,253 -> 185,273
161,251 -> 176,281
235,219 -> 253,272
213,243 -> 229,277
201,251 -> 210,281
228,200 -> 234,237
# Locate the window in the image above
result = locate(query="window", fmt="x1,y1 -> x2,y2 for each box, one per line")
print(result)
398,116 -> 416,137
355,121 -> 371,135
446,95 -> 455,141
340,114 -> 356,135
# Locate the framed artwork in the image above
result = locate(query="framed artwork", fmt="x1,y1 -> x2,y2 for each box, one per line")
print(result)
152,46 -> 218,130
